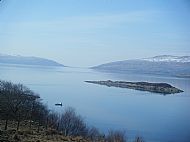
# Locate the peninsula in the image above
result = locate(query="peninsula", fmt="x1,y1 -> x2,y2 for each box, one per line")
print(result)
85,80 -> 183,94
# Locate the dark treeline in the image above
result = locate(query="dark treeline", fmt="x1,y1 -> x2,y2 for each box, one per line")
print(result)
0,80 -> 144,142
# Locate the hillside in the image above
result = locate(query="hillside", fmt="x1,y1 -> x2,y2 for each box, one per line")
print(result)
0,54 -> 64,67
92,55 -> 190,78
0,121 -> 89,142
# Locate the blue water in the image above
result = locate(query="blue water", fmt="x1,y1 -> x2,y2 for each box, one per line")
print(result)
0,64 -> 190,142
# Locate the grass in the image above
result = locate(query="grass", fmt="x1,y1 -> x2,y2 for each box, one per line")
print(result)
0,120 -> 91,142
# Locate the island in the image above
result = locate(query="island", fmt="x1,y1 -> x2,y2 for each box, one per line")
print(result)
85,80 -> 183,94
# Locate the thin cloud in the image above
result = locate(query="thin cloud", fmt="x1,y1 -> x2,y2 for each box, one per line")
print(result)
0,10 -> 162,36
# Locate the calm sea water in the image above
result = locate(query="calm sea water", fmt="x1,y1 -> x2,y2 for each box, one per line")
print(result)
0,64 -> 190,142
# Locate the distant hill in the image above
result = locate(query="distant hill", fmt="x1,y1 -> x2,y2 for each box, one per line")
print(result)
0,54 -> 64,67
92,55 -> 190,78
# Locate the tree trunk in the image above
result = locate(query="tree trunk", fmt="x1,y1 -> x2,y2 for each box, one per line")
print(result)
4,118 -> 8,130
17,120 -> 20,131
56,122 -> 59,131
29,102 -> 34,130
29,119 -> 32,130
37,121 -> 40,133
64,129 -> 67,136
46,117 -> 48,130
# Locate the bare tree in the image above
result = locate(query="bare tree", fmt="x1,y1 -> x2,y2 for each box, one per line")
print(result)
59,107 -> 88,137
0,80 -> 14,130
134,136 -> 145,142
31,101 -> 48,132
106,130 -> 127,142
47,111 -> 60,130
87,126 -> 105,141
0,80 -> 40,130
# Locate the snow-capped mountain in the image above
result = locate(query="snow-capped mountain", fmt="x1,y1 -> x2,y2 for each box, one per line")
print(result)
141,55 -> 190,63
92,55 -> 190,78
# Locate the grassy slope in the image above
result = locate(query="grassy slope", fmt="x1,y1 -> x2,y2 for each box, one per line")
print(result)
0,121 -> 91,142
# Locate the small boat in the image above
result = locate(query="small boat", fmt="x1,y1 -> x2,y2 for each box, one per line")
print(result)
55,102 -> 62,106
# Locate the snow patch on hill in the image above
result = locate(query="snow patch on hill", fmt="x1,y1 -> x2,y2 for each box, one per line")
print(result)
141,55 -> 190,63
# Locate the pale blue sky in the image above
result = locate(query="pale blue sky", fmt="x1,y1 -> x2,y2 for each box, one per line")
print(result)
0,0 -> 190,67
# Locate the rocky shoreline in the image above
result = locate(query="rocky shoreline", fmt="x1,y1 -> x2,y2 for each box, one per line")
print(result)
85,80 -> 183,94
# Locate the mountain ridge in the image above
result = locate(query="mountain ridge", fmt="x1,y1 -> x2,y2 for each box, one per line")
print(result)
0,54 -> 64,67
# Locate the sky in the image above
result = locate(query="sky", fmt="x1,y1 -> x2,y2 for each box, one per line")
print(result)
0,0 -> 190,67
